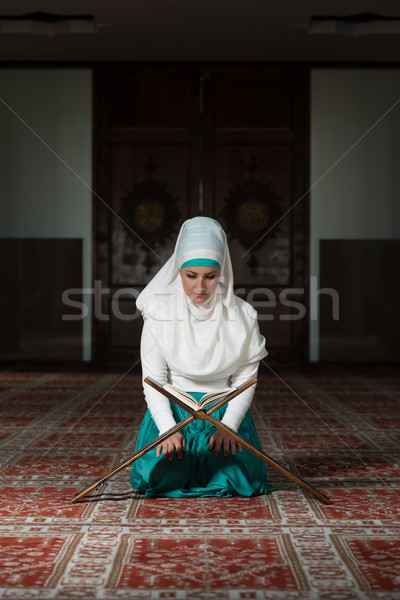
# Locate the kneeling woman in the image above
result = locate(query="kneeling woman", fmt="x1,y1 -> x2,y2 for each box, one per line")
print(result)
130,216 -> 275,497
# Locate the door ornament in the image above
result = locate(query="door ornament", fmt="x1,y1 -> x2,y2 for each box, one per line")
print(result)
119,157 -> 181,271
221,158 -> 282,273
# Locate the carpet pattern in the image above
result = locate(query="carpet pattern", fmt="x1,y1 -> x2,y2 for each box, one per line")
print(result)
0,366 -> 399,599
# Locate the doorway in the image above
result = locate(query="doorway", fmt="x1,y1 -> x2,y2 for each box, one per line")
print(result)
93,64 -> 309,366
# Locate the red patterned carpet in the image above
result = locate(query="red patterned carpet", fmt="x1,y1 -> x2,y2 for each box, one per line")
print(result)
0,366 -> 399,599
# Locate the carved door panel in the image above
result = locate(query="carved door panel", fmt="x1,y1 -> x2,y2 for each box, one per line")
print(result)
94,66 -> 199,364
203,67 -> 309,362
94,66 -> 309,365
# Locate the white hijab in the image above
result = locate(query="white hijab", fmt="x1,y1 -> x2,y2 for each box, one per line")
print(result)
136,217 -> 267,382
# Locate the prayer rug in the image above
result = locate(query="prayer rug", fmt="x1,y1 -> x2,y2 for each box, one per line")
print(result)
0,365 -> 399,599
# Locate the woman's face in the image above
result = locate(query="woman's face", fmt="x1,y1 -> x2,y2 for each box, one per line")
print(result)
180,266 -> 221,304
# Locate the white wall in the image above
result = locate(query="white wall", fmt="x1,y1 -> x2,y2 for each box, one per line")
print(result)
0,68 -> 92,360
310,68 -> 400,361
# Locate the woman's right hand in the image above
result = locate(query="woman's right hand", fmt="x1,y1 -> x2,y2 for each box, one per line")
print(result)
156,432 -> 186,461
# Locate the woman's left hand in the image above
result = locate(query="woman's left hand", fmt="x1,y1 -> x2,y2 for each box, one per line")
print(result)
209,430 -> 242,457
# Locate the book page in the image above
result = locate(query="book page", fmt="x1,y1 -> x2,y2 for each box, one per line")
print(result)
162,384 -> 198,409
200,387 -> 235,403
198,388 -> 235,409
163,384 -> 237,411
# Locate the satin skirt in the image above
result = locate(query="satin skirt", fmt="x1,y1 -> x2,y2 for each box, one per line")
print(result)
130,395 -> 275,498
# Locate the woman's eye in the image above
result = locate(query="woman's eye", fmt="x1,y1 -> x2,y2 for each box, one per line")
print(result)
186,274 -> 196,279
206,275 -> 216,279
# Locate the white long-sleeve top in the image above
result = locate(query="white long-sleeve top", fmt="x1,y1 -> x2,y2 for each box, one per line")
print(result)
140,322 -> 259,434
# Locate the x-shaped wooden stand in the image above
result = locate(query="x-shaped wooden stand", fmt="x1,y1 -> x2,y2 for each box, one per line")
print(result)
71,377 -> 332,504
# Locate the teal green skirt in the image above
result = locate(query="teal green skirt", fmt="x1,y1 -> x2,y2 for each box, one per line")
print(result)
130,395 -> 275,498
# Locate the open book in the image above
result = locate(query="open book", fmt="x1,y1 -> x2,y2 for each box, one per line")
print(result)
162,383 -> 236,411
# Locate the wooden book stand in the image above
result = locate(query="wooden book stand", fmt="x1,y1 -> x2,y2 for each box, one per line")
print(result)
71,377 -> 331,505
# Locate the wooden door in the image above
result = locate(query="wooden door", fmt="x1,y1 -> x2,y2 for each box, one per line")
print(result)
203,66 -> 309,362
94,65 -> 309,366
94,65 -> 199,365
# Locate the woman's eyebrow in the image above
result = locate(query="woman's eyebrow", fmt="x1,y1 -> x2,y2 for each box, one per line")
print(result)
186,270 -> 218,275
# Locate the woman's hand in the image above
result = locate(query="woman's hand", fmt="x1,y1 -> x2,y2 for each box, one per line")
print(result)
209,430 -> 242,457
156,432 -> 186,461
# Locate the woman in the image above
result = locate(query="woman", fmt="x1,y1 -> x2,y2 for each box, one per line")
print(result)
130,216 -> 275,497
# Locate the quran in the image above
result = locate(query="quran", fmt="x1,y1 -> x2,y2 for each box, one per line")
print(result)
162,383 -> 236,411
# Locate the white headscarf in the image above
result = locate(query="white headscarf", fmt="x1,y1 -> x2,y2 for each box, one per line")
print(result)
136,217 -> 267,383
